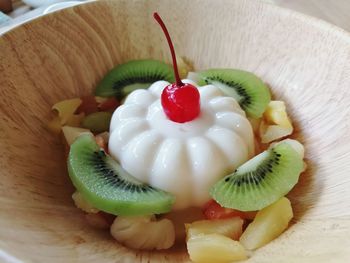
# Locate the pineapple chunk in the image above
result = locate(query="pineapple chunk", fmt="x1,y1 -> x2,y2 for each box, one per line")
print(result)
177,56 -> 193,79
186,217 -> 243,241
264,101 -> 292,126
110,215 -> 175,250
52,98 -> 82,125
162,207 -> 204,242
187,233 -> 247,263
259,101 -> 293,143
240,197 -> 293,250
72,191 -> 99,213
65,112 -> 85,127
260,123 -> 292,143
62,126 -> 92,145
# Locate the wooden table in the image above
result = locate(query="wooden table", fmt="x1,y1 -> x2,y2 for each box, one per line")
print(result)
268,0 -> 350,32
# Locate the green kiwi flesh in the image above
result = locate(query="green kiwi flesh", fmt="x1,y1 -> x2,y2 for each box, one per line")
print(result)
210,141 -> 303,211
198,69 -> 271,118
68,134 -> 175,216
95,59 -> 175,99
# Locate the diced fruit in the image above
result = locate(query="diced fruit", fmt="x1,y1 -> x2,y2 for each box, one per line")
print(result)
95,96 -> 108,104
52,98 -> 82,125
264,101 -> 291,126
65,113 -> 85,127
186,217 -> 243,241
81,111 -> 112,133
85,212 -> 115,229
203,199 -> 256,220
68,134 -> 175,216
259,123 -> 292,144
77,95 -> 98,115
187,233 -> 247,263
95,132 -> 109,152
62,126 -> 92,146
177,56 -> 193,79
96,131 -> 109,142
239,197 -> 293,250
210,140 -> 303,211
72,191 -> 99,213
98,97 -> 119,112
110,215 -> 175,250
259,101 -> 293,143
161,207 -> 204,242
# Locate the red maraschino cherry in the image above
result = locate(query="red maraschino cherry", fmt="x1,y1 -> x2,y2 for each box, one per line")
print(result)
154,12 -> 200,123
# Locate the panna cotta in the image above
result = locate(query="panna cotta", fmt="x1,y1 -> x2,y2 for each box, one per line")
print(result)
109,80 -> 255,209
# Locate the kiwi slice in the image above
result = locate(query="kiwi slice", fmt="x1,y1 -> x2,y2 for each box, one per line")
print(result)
198,69 -> 271,118
210,141 -> 303,211
68,134 -> 175,216
95,59 -> 175,99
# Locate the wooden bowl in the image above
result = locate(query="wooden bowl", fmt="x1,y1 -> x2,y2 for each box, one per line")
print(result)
1,0 -> 349,262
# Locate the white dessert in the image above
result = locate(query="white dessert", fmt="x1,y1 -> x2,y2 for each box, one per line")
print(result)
109,80 -> 255,210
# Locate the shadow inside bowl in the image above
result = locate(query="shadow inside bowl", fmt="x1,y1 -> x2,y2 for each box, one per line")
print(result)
287,116 -> 323,220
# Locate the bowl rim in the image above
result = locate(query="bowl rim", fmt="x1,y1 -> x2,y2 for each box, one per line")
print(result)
1,0 -> 350,44
1,0 -> 350,261
260,0 -> 350,43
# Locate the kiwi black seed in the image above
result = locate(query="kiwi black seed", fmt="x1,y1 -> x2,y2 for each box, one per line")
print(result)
210,141 -> 303,211
95,59 -> 175,99
198,69 -> 271,118
68,134 -> 175,216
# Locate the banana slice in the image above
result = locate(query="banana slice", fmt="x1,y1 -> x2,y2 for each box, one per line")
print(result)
110,215 -> 175,250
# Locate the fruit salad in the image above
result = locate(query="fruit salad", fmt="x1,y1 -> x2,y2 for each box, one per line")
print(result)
48,13 -> 306,262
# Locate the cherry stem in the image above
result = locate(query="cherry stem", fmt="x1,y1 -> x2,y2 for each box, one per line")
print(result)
153,12 -> 184,87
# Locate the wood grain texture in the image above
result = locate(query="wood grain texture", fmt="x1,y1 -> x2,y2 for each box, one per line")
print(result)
1,0 -> 350,262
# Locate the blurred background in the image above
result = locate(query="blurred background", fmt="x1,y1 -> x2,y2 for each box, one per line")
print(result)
1,0 -> 350,33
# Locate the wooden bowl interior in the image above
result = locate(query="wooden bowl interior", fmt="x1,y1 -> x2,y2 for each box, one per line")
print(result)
1,0 -> 350,262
